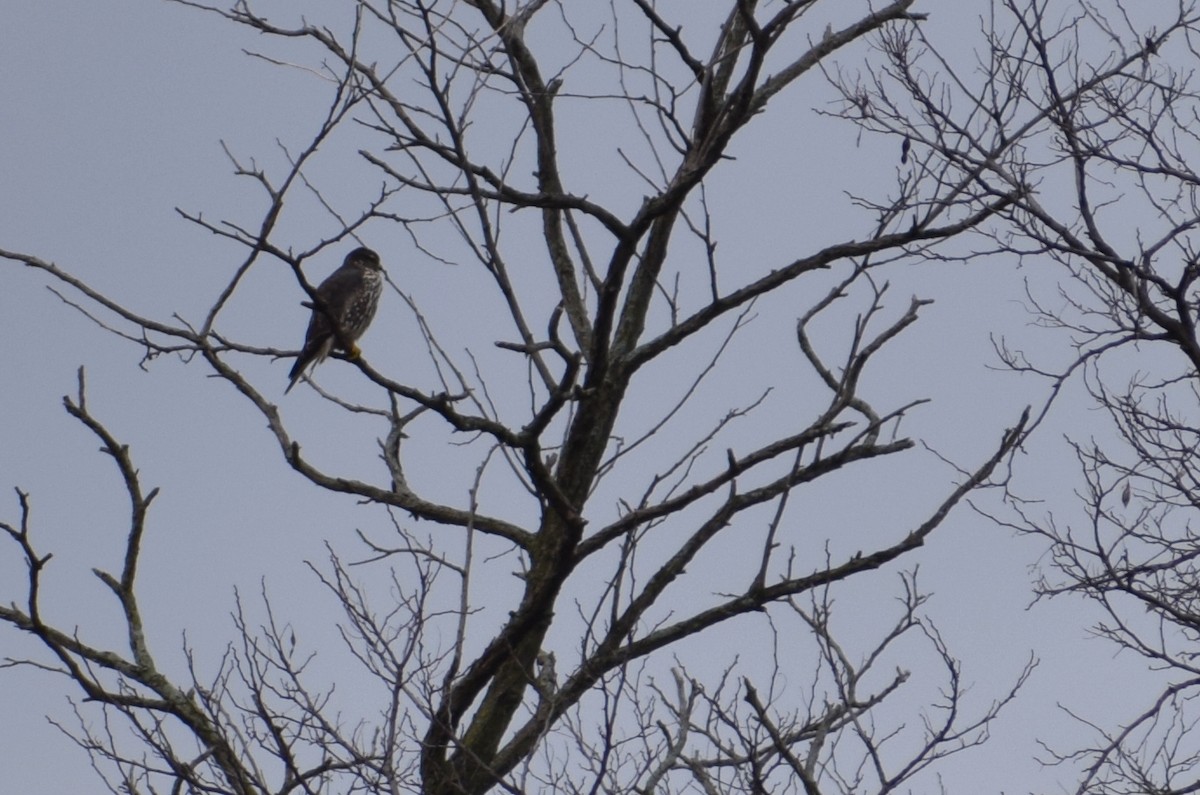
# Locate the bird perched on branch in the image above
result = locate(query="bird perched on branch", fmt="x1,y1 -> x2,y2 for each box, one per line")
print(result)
286,247 -> 384,393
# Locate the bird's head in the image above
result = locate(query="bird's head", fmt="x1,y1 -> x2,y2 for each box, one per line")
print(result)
347,247 -> 383,272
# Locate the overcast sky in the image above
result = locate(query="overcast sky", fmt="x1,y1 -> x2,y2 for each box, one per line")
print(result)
0,2 -> 1174,793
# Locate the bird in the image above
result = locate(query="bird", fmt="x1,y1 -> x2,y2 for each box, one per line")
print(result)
286,247 -> 384,393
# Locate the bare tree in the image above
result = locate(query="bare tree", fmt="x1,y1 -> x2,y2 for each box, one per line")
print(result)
852,1 -> 1200,793
0,2 -> 1038,794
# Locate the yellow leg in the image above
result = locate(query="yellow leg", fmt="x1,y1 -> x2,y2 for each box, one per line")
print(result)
347,343 -> 362,360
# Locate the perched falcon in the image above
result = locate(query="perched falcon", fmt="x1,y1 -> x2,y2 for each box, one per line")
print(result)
286,247 -> 384,393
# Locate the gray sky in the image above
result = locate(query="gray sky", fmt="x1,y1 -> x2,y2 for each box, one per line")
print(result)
0,2 -> 1169,793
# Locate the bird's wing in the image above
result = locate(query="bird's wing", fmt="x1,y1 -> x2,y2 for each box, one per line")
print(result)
314,264 -> 363,320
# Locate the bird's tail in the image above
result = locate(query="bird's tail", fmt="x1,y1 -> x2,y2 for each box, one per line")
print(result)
285,350 -> 310,394
285,337 -> 333,394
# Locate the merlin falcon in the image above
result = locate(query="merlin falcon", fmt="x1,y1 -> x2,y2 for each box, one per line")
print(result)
286,247 -> 384,393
